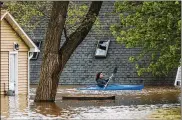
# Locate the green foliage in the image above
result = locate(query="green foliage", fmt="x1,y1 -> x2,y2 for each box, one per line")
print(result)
111,1 -> 181,76
3,1 -> 105,37
66,2 -> 112,38
66,2 -> 89,34
3,1 -> 48,32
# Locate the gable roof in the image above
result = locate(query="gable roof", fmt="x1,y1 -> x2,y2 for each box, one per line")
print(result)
1,10 -> 40,52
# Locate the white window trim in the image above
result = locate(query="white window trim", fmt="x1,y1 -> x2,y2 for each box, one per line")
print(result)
9,51 -> 18,95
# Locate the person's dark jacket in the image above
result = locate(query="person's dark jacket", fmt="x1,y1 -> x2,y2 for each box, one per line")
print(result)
96,78 -> 109,87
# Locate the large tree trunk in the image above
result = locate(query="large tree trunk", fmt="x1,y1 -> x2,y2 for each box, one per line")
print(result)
34,1 -> 103,102
34,1 -> 69,102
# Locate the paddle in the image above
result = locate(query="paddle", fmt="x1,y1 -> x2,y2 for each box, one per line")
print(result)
103,67 -> 118,89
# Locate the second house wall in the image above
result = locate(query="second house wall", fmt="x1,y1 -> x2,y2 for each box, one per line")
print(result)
29,1 -> 176,85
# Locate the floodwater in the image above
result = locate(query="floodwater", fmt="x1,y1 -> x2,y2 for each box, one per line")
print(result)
1,85 -> 181,119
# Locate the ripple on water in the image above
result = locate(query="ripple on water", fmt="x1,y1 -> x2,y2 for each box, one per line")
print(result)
1,85 -> 181,119
68,104 -> 180,119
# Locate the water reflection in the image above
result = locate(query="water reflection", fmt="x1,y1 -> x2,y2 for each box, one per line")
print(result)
31,102 -> 62,116
0,85 -> 181,119
1,95 -> 28,119
1,95 -> 9,118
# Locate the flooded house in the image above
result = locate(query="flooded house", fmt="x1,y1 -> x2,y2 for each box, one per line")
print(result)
29,1 -> 176,85
0,10 -> 39,95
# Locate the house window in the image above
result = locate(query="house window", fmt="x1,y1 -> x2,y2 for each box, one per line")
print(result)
95,40 -> 110,58
31,41 -> 42,60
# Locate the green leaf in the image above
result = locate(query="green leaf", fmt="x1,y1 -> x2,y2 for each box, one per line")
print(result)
111,1 -> 181,76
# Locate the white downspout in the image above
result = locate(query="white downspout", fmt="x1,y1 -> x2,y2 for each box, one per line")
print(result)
29,52 -> 34,59
28,51 -> 33,116
28,52 -> 33,95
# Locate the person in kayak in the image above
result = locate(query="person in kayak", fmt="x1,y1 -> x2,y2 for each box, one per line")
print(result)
96,72 -> 109,87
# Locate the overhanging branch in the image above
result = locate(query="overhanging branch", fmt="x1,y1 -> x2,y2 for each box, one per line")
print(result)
63,25 -> 69,41
59,1 -> 103,65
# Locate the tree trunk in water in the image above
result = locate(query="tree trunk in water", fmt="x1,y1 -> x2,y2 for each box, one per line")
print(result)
34,1 -> 69,102
34,1 -> 103,102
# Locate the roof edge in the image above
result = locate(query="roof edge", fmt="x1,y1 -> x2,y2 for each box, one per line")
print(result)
1,10 -> 8,20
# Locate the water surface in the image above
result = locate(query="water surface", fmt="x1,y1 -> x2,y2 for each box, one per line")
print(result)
1,85 -> 181,119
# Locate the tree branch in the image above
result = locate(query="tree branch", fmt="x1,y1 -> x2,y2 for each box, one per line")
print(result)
59,1 -> 102,65
63,25 -> 69,41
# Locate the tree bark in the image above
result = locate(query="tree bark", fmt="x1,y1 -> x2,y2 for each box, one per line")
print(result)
34,1 -> 69,102
34,1 -> 103,102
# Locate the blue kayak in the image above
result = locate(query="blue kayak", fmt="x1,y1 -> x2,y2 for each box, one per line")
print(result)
78,84 -> 144,90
